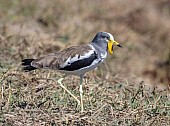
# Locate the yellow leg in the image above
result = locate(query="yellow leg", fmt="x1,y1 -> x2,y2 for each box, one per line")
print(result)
79,75 -> 84,112
57,78 -> 80,105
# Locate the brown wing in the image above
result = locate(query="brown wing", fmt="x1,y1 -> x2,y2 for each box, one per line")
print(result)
31,44 -> 93,70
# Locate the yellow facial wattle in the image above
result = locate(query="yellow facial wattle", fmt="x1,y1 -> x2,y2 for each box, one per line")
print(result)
108,40 -> 113,54
108,40 -> 122,54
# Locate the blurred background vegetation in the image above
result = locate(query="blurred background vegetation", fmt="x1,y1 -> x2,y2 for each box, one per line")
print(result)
0,0 -> 170,125
0,0 -> 170,88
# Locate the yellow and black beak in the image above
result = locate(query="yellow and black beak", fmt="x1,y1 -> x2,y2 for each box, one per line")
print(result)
108,39 -> 122,54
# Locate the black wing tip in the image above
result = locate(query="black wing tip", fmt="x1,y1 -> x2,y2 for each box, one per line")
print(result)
22,58 -> 37,72
22,59 -> 34,65
22,66 -> 37,72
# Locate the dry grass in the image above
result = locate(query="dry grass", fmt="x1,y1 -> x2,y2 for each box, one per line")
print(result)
0,0 -> 170,125
1,70 -> 170,125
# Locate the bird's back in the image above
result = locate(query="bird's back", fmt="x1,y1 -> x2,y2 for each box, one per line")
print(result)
22,44 -> 101,75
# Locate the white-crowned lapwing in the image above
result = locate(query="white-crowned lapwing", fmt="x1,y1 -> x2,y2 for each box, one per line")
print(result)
22,32 -> 122,112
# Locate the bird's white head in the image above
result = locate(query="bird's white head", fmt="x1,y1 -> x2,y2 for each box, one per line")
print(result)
104,32 -> 122,54
92,32 -> 122,54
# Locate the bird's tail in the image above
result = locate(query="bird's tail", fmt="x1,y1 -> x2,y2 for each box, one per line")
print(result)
22,59 -> 37,72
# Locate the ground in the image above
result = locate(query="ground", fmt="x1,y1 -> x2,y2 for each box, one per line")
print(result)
0,0 -> 170,125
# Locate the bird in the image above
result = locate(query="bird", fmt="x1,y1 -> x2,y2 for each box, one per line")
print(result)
22,32 -> 122,112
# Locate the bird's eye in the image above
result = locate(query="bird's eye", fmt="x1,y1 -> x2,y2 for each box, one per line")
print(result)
105,36 -> 110,40
102,36 -> 108,39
